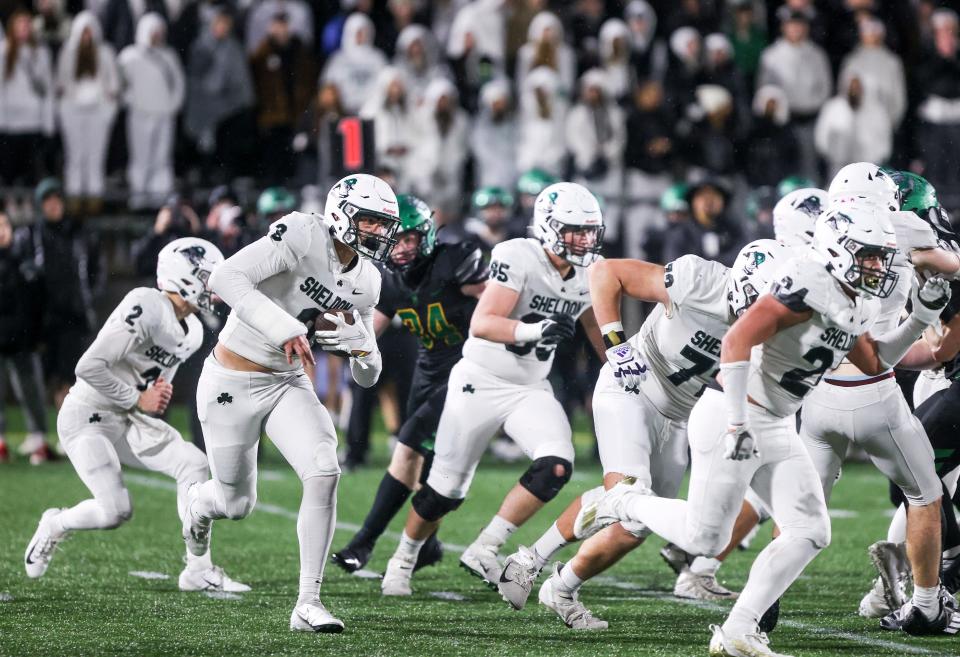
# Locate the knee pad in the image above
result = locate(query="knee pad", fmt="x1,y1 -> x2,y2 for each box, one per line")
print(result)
520,456 -> 573,503
411,484 -> 463,522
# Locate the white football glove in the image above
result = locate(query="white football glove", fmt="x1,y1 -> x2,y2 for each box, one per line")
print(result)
605,342 -> 647,392
723,424 -> 758,461
912,277 -> 951,326
314,310 -> 376,357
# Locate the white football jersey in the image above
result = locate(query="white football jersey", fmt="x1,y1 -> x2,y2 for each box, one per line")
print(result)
629,255 -> 732,420
217,212 -> 381,371
70,287 -> 203,411
461,238 -> 591,385
749,252 -> 881,417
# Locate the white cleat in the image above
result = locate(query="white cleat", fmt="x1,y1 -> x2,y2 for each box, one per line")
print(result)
575,476 -> 650,538
182,483 -> 211,557
859,576 -> 894,618
538,564 -> 608,630
24,508 -> 67,578
674,570 -> 739,601
179,564 -> 251,593
18,432 -> 45,456
459,540 -> 502,589
708,624 -> 794,657
497,546 -> 541,610
290,599 -> 344,633
869,541 -> 909,611
381,556 -> 414,596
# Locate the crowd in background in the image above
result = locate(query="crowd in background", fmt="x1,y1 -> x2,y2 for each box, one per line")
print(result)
3,0 -> 960,463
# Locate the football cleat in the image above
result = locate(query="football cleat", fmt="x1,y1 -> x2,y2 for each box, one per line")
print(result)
18,432 -> 45,456
709,624 -> 794,657
290,599 -> 344,633
182,483 -> 212,557
29,443 -> 53,465
539,564 -> 608,630
331,542 -> 373,574
178,564 -> 251,593
674,570 -> 739,601
24,508 -> 67,578
575,476 -> 647,538
895,595 -> 960,636
381,556 -> 414,596
660,543 -> 692,576
414,533 -> 444,572
498,546 -> 541,610
459,540 -> 502,590
868,541 -> 909,611
859,577 -> 894,618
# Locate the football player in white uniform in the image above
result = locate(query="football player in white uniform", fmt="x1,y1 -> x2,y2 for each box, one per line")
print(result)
181,174 -> 400,633
773,188 -> 828,249
493,239 -> 789,628
587,205 -> 952,655
24,238 -> 247,592
379,182 -> 606,597
800,164 -> 960,627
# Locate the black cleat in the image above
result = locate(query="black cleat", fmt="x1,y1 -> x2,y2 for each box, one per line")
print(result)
900,600 -> 960,636
943,557 -> 960,595
758,597 -> 780,633
331,542 -> 373,573
414,533 -> 444,572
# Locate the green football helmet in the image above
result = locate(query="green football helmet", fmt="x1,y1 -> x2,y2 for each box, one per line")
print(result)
516,169 -> 558,197
472,186 -> 515,210
889,170 -> 939,215
389,194 -> 436,271
746,186 -> 777,222
660,183 -> 689,213
777,175 -> 817,199
257,187 -> 297,216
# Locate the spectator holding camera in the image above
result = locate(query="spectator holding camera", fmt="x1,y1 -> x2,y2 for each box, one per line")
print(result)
131,194 -> 201,276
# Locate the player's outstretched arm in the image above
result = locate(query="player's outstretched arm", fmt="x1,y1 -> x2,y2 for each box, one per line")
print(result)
912,247 -> 960,278
588,258 -> 668,328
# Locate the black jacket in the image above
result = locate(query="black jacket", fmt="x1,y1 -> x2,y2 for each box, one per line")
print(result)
0,231 -> 42,353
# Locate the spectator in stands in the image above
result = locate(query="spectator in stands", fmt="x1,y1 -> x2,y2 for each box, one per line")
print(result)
394,24 -> 449,109
470,78 -> 517,190
118,13 -> 184,210
446,2 -> 504,113
702,33 -> 748,122
623,79 -> 675,259
430,0 -> 468,51
598,18 -> 633,105
99,0 -> 166,51
517,66 -> 567,178
184,4 -> 255,185
465,186 -> 516,250
567,0 -> 605,72
744,185 -> 777,242
515,11 -> 576,100
321,13 -> 386,115
757,9 -> 831,181
513,167 -> 557,228
33,0 -> 72,58
203,184 -> 238,238
410,78 -> 469,222
251,11 -> 315,185
378,0 -> 425,57
26,178 -> 102,410
624,0 -> 666,82
685,84 -> 739,179
131,194 -> 202,276
209,204 -> 255,258
0,210 -> 50,465
727,0 -> 766,87
56,11 -> 118,217
742,85 -> 798,188
664,26 -> 701,115
245,0 -> 314,54
839,15 -> 906,128
815,71 -> 892,180
665,0 -> 721,36
643,182 -> 689,265
360,67 -> 417,192
0,9 -> 55,186
298,82 -> 347,192
662,180 -> 742,265
566,69 -> 624,246
913,8 -> 960,211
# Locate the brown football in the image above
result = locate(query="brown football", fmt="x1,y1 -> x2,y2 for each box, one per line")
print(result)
312,309 -> 359,359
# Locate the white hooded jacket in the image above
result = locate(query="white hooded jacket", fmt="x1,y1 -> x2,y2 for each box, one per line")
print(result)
515,12 -> 576,100
57,11 -> 119,110
839,43 -> 906,127
0,32 -> 55,133
117,13 -> 184,115
321,13 -> 387,114
470,78 -> 517,189
758,37 -> 831,116
599,19 -> 633,102
517,66 -> 568,176
359,66 -> 418,187
411,78 -> 469,209
814,71 -> 892,179
394,25 -> 450,109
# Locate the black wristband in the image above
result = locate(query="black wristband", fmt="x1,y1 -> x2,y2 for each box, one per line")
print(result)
602,330 -> 627,349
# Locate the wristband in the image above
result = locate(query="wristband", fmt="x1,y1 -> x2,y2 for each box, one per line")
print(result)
514,320 -> 544,344
720,361 -> 750,426
600,321 -> 627,349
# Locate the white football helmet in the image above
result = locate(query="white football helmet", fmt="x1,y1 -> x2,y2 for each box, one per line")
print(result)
532,182 -> 604,266
827,162 -> 900,213
813,205 -> 899,298
773,188 -> 827,248
157,237 -> 224,312
727,239 -> 792,317
323,173 -> 401,262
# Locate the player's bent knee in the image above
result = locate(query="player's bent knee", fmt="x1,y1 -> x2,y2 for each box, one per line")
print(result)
223,493 -> 257,520
686,532 -> 730,558
101,495 -> 133,529
519,456 -> 573,503
411,484 -> 463,522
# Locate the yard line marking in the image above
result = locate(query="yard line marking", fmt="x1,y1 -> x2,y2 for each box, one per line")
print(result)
0,592 -> 14,602
204,591 -> 243,601
129,570 -> 170,580
430,591 -> 467,602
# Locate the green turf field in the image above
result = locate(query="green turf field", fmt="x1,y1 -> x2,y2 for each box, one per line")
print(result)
1,406 -> 958,657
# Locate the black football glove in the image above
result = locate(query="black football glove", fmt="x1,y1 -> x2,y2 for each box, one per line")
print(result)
540,313 -> 576,345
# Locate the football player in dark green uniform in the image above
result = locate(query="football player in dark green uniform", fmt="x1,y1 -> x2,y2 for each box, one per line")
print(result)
331,194 -> 487,574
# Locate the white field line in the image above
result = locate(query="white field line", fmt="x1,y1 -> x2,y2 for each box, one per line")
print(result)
127,473 -> 942,655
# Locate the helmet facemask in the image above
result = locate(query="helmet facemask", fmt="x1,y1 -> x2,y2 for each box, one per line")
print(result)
842,240 -> 898,299
339,202 -> 400,262
549,219 -> 604,267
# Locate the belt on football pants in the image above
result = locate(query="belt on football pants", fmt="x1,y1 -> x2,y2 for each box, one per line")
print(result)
823,371 -> 896,387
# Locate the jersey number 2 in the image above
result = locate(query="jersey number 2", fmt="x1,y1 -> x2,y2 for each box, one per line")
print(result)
779,346 -> 833,397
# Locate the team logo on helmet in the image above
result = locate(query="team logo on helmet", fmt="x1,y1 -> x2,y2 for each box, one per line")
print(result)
826,212 -> 853,230
178,245 -> 207,266
795,195 -> 823,216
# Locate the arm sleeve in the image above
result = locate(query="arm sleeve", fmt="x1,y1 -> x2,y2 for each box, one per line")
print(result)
210,216 -> 314,346
875,315 -> 928,371
350,304 -> 382,388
